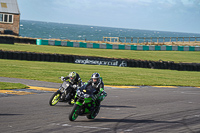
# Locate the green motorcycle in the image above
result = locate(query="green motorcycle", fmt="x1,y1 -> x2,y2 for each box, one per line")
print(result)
69,84 -> 107,121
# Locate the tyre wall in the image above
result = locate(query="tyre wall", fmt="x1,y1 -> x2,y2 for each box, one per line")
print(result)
0,36 -> 36,44
0,50 -> 199,71
14,38 -> 36,44
0,36 -> 15,44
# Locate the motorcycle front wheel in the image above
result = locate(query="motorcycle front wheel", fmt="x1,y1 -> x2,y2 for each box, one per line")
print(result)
69,104 -> 80,121
49,90 -> 61,106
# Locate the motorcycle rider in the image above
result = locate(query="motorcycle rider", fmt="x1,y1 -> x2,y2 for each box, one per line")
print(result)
61,72 -> 82,103
62,71 -> 82,87
86,73 -> 107,107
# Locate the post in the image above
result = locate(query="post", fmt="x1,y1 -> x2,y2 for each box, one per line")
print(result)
131,37 -> 133,43
163,37 -> 165,43
170,37 -> 171,42
176,37 -> 178,42
137,37 -> 139,43
157,37 -> 159,43
189,37 -> 190,43
183,37 -> 184,43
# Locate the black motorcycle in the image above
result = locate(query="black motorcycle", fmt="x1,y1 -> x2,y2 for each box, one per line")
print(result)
49,78 -> 77,106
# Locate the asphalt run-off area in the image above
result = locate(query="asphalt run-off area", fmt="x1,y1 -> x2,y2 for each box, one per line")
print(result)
1,77 -> 200,133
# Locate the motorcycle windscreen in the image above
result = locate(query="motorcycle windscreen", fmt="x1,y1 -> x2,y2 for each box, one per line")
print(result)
83,85 -> 97,95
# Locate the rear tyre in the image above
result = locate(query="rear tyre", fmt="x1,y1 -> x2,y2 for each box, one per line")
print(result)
69,104 -> 80,121
49,91 -> 61,106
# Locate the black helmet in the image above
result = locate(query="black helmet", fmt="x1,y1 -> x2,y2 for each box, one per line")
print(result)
91,73 -> 100,84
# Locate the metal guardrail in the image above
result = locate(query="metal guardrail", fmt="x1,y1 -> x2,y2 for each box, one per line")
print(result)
103,37 -> 200,43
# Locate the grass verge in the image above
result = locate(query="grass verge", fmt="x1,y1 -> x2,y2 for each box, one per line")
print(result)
0,82 -> 29,90
0,43 -> 200,63
0,59 -> 199,87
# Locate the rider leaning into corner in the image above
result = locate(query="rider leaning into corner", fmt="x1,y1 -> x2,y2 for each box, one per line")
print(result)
61,71 -> 82,87
85,73 -> 107,106
61,72 -> 82,104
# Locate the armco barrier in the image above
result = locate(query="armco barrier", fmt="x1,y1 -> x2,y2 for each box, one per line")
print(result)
36,39 -> 200,51
0,50 -> 200,71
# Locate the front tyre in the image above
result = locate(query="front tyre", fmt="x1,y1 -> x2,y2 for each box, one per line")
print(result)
49,91 -> 61,106
87,105 -> 100,119
69,104 -> 80,121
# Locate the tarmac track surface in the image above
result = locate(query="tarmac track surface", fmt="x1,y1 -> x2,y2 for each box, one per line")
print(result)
0,77 -> 200,133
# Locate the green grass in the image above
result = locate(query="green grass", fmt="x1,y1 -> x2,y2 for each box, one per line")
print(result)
0,59 -> 199,87
0,43 -> 200,63
0,82 -> 29,90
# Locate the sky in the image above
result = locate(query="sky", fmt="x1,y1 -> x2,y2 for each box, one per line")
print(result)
17,0 -> 200,33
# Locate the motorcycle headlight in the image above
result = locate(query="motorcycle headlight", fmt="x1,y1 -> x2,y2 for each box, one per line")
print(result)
66,84 -> 69,87
84,94 -> 90,98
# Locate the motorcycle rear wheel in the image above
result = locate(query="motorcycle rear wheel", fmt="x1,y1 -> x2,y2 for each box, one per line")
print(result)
49,91 -> 61,106
69,104 -> 80,121
87,105 -> 100,119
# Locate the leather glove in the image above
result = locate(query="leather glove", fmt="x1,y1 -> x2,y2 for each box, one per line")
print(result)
61,76 -> 65,81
